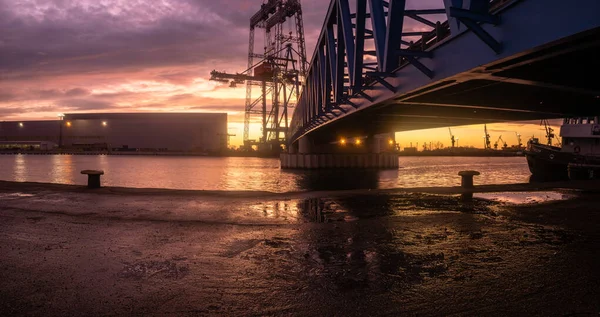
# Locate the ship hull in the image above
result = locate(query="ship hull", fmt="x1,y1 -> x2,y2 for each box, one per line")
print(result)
524,143 -> 572,179
568,163 -> 599,180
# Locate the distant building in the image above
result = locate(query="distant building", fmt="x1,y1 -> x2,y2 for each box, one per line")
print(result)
0,112 -> 227,152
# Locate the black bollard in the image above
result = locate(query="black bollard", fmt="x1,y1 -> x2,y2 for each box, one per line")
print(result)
80,170 -> 104,188
458,170 -> 480,188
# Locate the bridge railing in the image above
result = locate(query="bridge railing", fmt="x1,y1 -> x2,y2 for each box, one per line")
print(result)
289,0 -> 510,143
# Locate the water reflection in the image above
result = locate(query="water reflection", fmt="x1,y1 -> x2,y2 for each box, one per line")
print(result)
293,193 -> 477,298
248,200 -> 298,221
474,191 -> 571,204
13,154 -> 26,182
0,155 -> 531,192
292,169 -> 384,191
50,154 -> 75,184
295,193 -> 493,224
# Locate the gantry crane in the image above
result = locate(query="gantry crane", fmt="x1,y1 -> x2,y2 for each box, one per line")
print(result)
484,124 -> 491,149
448,128 -> 456,148
210,0 -> 307,153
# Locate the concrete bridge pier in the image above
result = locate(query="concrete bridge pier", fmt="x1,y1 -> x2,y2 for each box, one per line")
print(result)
280,133 -> 399,169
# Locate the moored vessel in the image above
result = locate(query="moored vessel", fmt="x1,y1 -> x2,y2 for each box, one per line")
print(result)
525,117 -> 600,179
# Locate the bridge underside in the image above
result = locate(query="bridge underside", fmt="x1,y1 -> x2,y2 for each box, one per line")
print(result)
306,27 -> 600,144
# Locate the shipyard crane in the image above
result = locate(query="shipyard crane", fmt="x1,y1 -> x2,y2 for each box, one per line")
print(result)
494,135 -> 507,149
484,124 -> 491,149
542,119 -> 555,146
515,132 -> 523,149
448,128 -> 456,148
208,0 -> 307,153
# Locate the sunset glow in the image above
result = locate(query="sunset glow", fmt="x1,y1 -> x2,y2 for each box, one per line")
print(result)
0,0 -> 562,147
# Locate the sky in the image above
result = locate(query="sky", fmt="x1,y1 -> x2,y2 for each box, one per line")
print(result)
0,0 -> 562,148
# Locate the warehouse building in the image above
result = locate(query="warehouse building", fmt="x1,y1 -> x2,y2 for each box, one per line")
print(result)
0,113 -> 227,152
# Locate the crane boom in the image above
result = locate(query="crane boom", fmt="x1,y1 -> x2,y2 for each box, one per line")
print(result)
448,128 -> 456,148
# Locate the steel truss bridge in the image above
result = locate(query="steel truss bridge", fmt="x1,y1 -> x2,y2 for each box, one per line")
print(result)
289,0 -> 600,146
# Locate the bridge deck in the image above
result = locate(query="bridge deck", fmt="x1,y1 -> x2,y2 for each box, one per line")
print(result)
290,0 -> 600,145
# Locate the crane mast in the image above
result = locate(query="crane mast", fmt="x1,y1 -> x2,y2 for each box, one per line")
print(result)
210,0 -> 308,153
484,124 -> 491,149
448,128 -> 456,148
542,119 -> 555,146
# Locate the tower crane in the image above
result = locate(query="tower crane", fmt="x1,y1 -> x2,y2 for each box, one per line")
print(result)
484,124 -> 491,149
448,128 -> 456,148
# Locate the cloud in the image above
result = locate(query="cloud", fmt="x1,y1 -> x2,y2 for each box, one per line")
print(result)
65,87 -> 90,97
58,99 -> 115,110
0,105 -> 61,115
0,91 -> 16,101
0,0 -> 468,145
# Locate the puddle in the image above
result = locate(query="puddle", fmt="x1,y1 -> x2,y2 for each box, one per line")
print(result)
473,191 -> 573,204
0,192 -> 36,199
246,193 -> 501,224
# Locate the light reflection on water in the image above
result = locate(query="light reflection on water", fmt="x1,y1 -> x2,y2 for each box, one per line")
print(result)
0,155 -> 531,192
474,191 -> 571,204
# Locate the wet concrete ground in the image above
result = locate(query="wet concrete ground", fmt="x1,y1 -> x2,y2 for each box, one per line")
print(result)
0,181 -> 599,316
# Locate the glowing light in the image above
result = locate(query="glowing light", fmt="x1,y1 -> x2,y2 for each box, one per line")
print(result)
340,138 -> 346,145
388,139 -> 394,145
355,139 -> 361,145
66,122 -> 72,127
102,121 -> 107,126
19,122 -> 23,127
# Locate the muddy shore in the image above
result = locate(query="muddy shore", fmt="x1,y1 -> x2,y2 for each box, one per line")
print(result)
1,180 -> 599,316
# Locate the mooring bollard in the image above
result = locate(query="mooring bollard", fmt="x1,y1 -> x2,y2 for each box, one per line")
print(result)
80,170 -> 104,188
458,170 -> 480,188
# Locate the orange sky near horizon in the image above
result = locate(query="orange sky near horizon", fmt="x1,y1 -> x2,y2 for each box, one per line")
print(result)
0,0 -> 566,149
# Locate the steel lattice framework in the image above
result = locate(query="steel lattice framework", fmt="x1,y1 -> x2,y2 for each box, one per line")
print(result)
290,0 -> 508,143
211,0 -> 308,151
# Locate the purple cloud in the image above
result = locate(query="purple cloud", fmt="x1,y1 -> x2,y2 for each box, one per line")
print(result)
0,0 -> 446,127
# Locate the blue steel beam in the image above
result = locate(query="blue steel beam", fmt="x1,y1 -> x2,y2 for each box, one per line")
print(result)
315,58 -> 323,117
368,0 -> 387,71
326,24 -> 338,104
311,68 -> 317,118
318,42 -> 330,113
336,10 -> 346,105
338,0 -> 355,86
448,0 -> 502,53
383,0 -> 406,72
353,0 -> 366,93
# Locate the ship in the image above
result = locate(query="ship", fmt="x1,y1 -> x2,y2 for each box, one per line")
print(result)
524,117 -> 600,180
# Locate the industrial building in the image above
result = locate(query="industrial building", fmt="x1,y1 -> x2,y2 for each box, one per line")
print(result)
0,113 -> 227,153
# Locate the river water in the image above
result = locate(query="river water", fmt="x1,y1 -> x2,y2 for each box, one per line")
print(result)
0,155 -> 531,192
